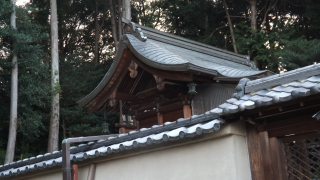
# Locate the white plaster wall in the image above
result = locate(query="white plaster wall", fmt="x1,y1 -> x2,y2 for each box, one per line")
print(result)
25,171 -> 61,180
23,165 -> 89,180
95,134 -> 251,180
14,121 -> 251,180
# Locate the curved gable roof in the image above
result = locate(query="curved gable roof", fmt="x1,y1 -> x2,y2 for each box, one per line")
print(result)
77,21 -> 272,108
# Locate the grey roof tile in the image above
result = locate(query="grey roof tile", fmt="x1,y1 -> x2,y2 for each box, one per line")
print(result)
307,76 -> 320,83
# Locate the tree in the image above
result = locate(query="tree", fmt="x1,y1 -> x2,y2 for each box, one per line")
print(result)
223,0 -> 237,53
5,0 -> 18,164
48,0 -> 60,153
276,38 -> 320,71
109,0 -> 118,52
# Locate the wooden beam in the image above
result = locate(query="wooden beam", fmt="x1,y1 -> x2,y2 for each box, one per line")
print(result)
135,109 -> 157,120
281,131 -> 320,143
268,120 -> 320,138
258,115 -> 316,132
115,92 -> 140,101
135,87 -> 159,99
87,48 -> 133,113
158,102 -> 182,114
115,123 -> 137,129
133,55 -> 193,82
183,105 -> 191,118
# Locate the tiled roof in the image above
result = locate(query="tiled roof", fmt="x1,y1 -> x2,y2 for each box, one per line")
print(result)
126,34 -> 269,77
77,21 -> 272,108
210,63 -> 320,116
0,115 -> 221,178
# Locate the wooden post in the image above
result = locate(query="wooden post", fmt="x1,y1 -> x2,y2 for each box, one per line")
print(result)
157,103 -> 163,125
183,105 -> 191,118
157,113 -> 163,125
246,123 -> 265,180
134,110 -> 139,130
119,100 -> 125,134
259,131 -> 275,180
269,137 -> 288,180
72,164 -> 78,180
246,123 -> 288,180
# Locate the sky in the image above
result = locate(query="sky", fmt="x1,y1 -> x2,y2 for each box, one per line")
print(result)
16,0 -> 30,6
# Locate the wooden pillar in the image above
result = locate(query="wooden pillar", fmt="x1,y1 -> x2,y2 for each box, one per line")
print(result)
246,123 -> 288,180
183,105 -> 191,118
157,113 -> 163,125
134,109 -> 139,130
246,123 -> 265,180
269,137 -> 288,180
119,100 -> 126,134
156,103 -> 163,125
259,131 -> 275,180
72,164 -> 78,180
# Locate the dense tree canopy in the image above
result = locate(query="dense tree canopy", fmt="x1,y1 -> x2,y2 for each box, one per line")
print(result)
1,0 -> 320,163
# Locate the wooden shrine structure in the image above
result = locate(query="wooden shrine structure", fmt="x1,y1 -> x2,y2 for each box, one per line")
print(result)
77,19 -> 270,133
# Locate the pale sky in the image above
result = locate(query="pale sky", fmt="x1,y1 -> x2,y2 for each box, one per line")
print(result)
16,0 -> 30,6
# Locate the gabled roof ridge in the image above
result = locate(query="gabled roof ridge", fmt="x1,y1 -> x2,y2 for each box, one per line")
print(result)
136,24 -> 254,67
245,63 -> 320,93
136,24 -> 247,59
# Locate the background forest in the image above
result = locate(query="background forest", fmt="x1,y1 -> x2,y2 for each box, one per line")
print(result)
1,0 -> 320,164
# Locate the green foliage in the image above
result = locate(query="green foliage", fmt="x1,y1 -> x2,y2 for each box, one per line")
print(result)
233,20 -> 300,72
1,0 -> 320,163
276,38 -> 320,71
0,0 -> 118,161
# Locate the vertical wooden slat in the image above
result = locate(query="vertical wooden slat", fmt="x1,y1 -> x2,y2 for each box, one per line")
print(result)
269,137 -> 288,180
297,140 -> 310,180
278,140 -> 289,179
246,123 -> 265,180
259,131 -> 275,180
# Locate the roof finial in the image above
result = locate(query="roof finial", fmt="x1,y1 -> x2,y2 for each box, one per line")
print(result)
232,78 -> 250,99
122,18 -> 147,42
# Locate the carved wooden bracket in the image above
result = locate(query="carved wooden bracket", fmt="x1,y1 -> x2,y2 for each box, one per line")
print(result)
153,75 -> 165,90
128,60 -> 138,78
109,90 -> 117,107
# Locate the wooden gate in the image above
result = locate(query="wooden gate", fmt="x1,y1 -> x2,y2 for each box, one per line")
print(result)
284,137 -> 320,180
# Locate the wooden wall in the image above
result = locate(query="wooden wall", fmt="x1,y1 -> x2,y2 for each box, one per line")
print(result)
246,123 -> 287,180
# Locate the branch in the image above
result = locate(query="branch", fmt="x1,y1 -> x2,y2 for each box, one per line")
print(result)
204,25 -> 228,42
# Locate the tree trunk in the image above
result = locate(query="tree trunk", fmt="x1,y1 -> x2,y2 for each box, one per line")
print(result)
118,0 -> 122,41
250,0 -> 257,31
109,0 -> 118,53
249,0 -> 259,69
223,0 -> 237,53
122,0 -> 131,20
94,0 -> 99,63
48,0 -> 60,153
5,0 -> 18,164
